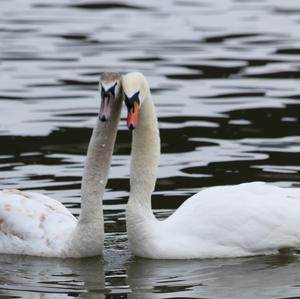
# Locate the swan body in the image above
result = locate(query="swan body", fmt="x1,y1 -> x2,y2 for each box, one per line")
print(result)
0,190 -> 77,256
0,72 -> 123,257
122,72 -> 300,259
128,182 -> 300,259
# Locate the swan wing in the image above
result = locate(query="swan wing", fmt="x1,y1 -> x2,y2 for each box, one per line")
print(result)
164,182 -> 300,257
0,190 -> 77,255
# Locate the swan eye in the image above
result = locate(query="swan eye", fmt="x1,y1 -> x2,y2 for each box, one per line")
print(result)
107,82 -> 117,96
124,91 -> 140,108
124,94 -> 131,107
100,82 -> 117,98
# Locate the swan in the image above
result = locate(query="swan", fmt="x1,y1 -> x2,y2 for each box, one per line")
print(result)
122,72 -> 300,259
0,72 -> 123,258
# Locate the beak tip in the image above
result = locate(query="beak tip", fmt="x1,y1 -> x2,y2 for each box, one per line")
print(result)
99,115 -> 107,122
128,124 -> 135,131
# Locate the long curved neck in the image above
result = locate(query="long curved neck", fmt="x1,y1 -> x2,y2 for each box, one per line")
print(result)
79,96 -> 122,224
66,94 -> 122,257
127,90 -> 160,217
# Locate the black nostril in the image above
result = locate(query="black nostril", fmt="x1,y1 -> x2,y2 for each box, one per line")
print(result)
100,115 -> 106,122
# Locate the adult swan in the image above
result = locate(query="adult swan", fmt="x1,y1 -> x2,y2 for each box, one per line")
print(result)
0,72 -> 123,258
122,72 -> 300,259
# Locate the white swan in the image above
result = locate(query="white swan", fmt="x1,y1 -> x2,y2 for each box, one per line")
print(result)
122,72 -> 300,259
0,72 -> 123,258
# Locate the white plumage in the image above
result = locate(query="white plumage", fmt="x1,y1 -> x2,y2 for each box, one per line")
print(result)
144,182 -> 300,259
123,72 -> 300,259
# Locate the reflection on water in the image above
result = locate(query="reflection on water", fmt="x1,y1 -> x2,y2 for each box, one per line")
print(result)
1,0 -> 300,298
0,255 -> 105,298
128,255 -> 300,299
1,254 -> 300,298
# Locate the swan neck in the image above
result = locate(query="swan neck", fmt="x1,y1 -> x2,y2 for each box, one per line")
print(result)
79,96 -> 122,224
129,91 -> 160,210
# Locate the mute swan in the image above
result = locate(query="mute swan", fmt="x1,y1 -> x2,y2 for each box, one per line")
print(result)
0,72 -> 123,258
122,72 -> 300,259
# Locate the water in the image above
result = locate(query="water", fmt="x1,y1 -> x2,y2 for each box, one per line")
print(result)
1,0 -> 300,297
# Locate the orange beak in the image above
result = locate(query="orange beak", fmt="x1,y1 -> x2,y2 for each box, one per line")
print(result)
127,101 -> 139,130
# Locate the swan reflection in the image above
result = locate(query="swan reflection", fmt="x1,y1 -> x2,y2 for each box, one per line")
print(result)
0,255 -> 105,298
127,254 -> 300,299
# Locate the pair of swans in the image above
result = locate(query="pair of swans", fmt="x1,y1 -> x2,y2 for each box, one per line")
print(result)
1,72 -> 300,259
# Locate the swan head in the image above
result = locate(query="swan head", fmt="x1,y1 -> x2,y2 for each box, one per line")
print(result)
98,72 -> 122,122
122,72 -> 149,130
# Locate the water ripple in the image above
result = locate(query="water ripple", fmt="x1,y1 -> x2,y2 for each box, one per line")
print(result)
1,0 -> 300,297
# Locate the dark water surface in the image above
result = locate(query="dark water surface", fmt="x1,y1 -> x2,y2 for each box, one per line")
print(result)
1,0 -> 300,298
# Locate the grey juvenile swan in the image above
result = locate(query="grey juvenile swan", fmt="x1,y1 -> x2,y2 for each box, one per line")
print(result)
0,72 -> 122,258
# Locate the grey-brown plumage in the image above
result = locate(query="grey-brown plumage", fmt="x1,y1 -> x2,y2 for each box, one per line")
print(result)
0,72 -> 123,258
100,72 -> 121,84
